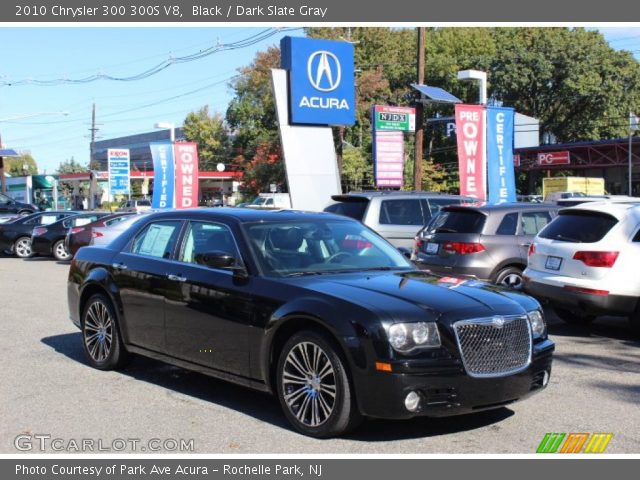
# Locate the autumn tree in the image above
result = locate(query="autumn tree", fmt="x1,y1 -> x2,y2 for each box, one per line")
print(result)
4,153 -> 38,176
182,105 -> 230,171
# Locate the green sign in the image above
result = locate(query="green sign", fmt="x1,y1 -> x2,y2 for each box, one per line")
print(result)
373,105 -> 416,132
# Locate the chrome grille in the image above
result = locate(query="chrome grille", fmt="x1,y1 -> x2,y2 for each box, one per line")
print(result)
453,315 -> 532,378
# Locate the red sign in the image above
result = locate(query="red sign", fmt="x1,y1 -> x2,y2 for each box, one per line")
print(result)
454,104 -> 486,201
174,143 -> 199,209
513,154 -> 521,167
537,151 -> 570,166
374,131 -> 405,187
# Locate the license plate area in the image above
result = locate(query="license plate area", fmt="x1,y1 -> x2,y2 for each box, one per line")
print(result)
545,255 -> 562,271
425,242 -> 439,254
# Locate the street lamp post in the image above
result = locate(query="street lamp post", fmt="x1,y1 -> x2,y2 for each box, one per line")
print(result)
154,122 -> 176,143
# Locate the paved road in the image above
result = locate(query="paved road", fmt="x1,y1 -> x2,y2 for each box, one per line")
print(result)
1,256 -> 639,453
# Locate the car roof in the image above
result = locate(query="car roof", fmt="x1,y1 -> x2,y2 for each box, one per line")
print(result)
332,191 -> 473,201
139,207 -> 350,223
560,201 -> 640,220
441,202 -> 558,214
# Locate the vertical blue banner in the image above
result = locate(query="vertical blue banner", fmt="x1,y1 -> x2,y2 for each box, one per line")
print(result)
150,142 -> 175,209
487,106 -> 517,204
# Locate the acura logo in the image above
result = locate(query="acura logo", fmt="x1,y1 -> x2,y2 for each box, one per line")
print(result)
307,51 -> 341,92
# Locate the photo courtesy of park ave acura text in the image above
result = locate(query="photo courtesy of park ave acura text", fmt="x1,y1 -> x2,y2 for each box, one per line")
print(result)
1,22 -> 640,456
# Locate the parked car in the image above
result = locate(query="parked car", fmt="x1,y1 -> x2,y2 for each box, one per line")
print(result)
88,213 -> 149,248
413,203 -> 559,289
0,192 -> 39,216
0,211 -> 78,258
117,199 -> 152,213
65,213 -> 135,257
554,195 -> 640,207
246,193 -> 292,210
31,212 -> 110,261
524,202 -> 640,333
68,208 -> 554,438
0,214 -> 19,224
324,191 -> 475,249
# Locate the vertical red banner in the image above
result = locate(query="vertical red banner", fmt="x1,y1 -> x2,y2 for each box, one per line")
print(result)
173,142 -> 199,209
454,104 -> 487,201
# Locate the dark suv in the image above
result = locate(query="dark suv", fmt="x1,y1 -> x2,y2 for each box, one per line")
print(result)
324,192 -> 474,249
0,192 -> 39,215
413,203 -> 558,289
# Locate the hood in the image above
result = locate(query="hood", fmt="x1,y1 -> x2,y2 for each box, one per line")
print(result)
292,270 -> 537,322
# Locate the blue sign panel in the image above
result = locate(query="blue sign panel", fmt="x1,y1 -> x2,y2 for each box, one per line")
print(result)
107,148 -> 130,197
281,36 -> 355,126
487,107 -> 517,204
150,142 -> 175,209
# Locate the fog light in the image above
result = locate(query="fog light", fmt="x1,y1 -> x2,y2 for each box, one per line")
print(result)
404,391 -> 421,412
543,370 -> 550,387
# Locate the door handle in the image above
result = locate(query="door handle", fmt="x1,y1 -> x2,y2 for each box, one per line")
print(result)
167,274 -> 187,282
112,263 -> 128,270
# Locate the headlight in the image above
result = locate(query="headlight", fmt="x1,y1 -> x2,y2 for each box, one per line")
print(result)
387,322 -> 441,353
527,310 -> 546,338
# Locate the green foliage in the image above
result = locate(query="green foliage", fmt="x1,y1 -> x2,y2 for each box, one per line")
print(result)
56,157 -> 87,174
342,148 -> 372,191
4,153 -> 38,176
182,105 -> 230,171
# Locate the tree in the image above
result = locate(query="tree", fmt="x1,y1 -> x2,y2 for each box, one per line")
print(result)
239,141 -> 285,197
182,106 -> 230,171
342,148 -> 372,191
4,153 -> 38,176
56,157 -> 87,174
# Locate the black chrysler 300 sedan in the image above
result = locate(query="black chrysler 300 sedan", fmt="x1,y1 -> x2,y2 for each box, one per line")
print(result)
67,208 -> 554,437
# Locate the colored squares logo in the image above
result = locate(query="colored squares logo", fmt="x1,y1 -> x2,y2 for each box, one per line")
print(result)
537,433 -> 613,453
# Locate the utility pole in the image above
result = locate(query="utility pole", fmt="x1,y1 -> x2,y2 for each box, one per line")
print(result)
413,27 -> 425,191
89,103 -> 99,170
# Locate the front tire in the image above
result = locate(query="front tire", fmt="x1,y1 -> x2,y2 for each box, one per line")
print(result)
276,330 -> 362,438
81,293 -> 130,370
53,239 -> 71,261
628,300 -> 640,337
553,305 -> 595,325
13,236 -> 34,258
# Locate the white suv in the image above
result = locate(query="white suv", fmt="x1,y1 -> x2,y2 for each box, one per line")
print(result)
524,202 -> 640,333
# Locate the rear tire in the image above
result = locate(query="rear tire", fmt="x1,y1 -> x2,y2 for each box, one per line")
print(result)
81,293 -> 130,370
13,236 -> 34,258
553,305 -> 595,325
276,330 -> 363,438
495,266 -> 524,289
53,239 -> 71,261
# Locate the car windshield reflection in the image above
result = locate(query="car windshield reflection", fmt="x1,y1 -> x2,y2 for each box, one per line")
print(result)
244,220 -> 413,276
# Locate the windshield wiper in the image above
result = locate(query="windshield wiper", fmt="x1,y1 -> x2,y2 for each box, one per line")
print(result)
283,271 -> 324,277
553,234 -> 582,243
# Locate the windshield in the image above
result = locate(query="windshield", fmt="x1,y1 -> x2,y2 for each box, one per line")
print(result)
250,197 -> 267,206
244,219 -> 413,276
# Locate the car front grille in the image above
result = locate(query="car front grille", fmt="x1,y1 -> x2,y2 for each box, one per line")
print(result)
453,315 -> 532,378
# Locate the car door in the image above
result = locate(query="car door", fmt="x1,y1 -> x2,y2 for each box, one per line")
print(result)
518,210 -> 554,261
163,220 -> 253,377
110,219 -> 184,352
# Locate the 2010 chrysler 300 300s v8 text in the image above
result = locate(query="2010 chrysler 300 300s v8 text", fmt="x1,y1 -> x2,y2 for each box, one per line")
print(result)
67,209 -> 554,437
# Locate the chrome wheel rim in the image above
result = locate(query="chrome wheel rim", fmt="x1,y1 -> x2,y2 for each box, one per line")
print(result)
15,238 -> 32,257
55,241 -> 70,260
500,273 -> 523,289
282,341 -> 336,427
84,301 -> 113,363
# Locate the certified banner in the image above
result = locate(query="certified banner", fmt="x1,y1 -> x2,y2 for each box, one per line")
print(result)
173,142 -> 199,209
150,142 -> 175,209
487,106 -> 516,203
454,104 -> 486,200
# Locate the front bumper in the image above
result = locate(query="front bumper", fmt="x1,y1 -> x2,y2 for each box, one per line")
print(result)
524,277 -> 637,316
353,339 -> 554,419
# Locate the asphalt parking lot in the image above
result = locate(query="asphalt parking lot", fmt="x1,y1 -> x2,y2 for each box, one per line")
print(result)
1,256 -> 639,454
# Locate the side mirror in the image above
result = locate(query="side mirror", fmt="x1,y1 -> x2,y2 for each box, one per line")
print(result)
194,251 -> 237,269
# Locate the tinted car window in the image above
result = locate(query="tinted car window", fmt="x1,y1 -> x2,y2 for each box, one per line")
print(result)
105,215 -> 130,227
521,211 -> 552,236
180,222 -> 240,265
633,228 -> 640,242
131,221 -> 182,259
539,211 -> 617,243
495,213 -> 518,235
427,198 -> 465,215
136,200 -> 151,207
379,199 -> 424,226
428,210 -> 486,234
324,200 -> 369,221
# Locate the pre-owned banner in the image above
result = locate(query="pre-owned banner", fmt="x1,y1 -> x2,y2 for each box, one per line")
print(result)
487,106 -> 517,203
150,142 -> 175,209
454,104 -> 486,201
174,142 -> 199,209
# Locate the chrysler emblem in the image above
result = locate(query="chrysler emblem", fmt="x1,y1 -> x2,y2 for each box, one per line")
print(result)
491,316 -> 506,329
307,51 -> 342,92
